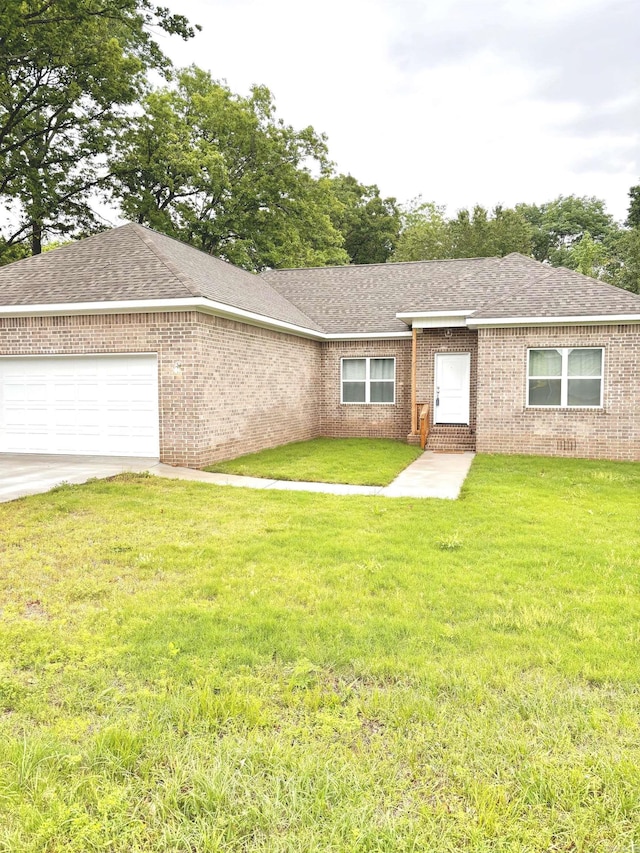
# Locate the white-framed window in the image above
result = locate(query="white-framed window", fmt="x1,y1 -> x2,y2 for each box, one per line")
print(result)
527,347 -> 604,408
341,357 -> 395,404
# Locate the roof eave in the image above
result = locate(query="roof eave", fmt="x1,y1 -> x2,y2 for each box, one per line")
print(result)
467,313 -> 640,328
0,297 -> 413,341
0,296 -> 326,340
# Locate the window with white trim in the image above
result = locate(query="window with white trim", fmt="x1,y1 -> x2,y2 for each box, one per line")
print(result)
527,348 -> 604,408
341,357 -> 395,404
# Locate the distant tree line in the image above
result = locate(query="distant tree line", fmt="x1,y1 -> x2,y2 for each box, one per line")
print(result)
0,1 -> 638,292
391,193 -> 640,293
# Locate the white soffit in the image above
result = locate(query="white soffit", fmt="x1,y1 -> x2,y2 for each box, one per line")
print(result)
396,310 -> 474,329
468,314 -> 640,328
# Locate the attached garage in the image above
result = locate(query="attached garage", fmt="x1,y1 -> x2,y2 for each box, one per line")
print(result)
0,354 -> 159,457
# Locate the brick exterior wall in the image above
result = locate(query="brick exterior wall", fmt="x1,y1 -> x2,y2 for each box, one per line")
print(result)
320,339 -> 412,440
476,325 -> 640,461
3,313 -> 638,465
193,313 -> 321,467
0,312 -> 322,467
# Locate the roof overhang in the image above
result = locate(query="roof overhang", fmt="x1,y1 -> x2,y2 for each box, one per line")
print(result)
396,310 -> 474,329
468,313 -> 640,328
0,297 -> 327,340
0,297 -> 412,342
3,299 -> 638,339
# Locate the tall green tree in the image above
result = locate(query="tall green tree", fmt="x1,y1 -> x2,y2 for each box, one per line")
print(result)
111,67 -> 349,270
490,205 -> 535,257
390,200 -> 452,262
448,205 -> 532,257
0,0 -> 197,258
625,182 -> 640,228
570,231 -> 610,278
517,195 -> 615,267
603,228 -> 640,293
390,201 -> 531,262
324,174 -> 400,264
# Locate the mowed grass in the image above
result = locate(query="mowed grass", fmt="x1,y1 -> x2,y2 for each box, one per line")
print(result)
0,455 -> 639,851
203,437 -> 423,485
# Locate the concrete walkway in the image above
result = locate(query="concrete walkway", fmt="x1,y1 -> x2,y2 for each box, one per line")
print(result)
0,451 -> 475,503
0,454 -> 154,503
147,451 -> 475,500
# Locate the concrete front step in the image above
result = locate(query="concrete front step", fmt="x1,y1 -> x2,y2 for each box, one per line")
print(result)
426,426 -> 476,452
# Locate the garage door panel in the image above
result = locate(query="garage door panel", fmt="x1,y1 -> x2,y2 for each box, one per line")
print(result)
104,385 -> 137,403
3,385 -> 25,403
52,383 -> 78,402
7,406 -> 50,427
0,355 -> 159,457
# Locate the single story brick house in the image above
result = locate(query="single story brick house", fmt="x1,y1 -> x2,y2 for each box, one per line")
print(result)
0,223 -> 639,465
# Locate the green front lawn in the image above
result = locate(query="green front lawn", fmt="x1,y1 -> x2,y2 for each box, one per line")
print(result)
1,455 -> 639,851
203,437 -> 423,485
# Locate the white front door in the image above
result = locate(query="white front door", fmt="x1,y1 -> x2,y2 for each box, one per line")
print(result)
434,352 -> 471,425
0,354 -> 160,457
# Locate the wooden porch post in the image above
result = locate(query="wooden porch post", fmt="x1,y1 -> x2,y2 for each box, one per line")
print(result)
410,327 -> 417,434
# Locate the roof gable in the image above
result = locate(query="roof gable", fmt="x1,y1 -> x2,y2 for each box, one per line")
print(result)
0,224 -> 323,332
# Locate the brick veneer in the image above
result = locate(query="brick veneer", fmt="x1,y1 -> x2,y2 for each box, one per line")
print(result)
320,339 -> 412,439
0,312 -> 322,467
476,325 -> 640,461
3,313 -> 638,465
193,313 -> 321,467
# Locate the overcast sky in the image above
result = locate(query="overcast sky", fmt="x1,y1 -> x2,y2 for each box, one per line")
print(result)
158,0 -> 639,221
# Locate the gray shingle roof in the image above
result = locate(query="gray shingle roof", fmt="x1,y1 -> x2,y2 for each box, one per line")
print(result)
470,261 -> 640,320
262,256 -> 503,333
1,225 -> 638,334
263,253 -> 640,332
0,223 -> 323,332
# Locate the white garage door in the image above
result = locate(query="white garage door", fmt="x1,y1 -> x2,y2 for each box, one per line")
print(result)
0,355 -> 160,457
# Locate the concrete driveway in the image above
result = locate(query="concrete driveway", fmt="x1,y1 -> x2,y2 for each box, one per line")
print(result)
0,454 -> 157,503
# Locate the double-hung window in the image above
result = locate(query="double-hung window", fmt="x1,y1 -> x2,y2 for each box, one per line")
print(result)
341,357 -> 395,404
527,347 -> 603,408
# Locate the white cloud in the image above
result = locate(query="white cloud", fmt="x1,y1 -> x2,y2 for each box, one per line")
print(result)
158,0 -> 639,220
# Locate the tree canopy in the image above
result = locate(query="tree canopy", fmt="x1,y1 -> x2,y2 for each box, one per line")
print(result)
324,174 -> 400,265
626,183 -> 640,229
0,0 -> 197,257
0,10 -> 638,292
391,201 -> 532,262
516,195 -> 615,268
110,67 -> 350,270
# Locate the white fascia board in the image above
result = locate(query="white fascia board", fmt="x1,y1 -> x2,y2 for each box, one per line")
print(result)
0,296 -> 327,340
468,313 -> 640,328
0,297 -> 412,341
325,331 -> 412,340
395,309 -> 474,329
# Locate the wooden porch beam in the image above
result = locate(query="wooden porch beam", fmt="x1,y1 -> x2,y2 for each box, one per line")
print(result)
410,327 -> 417,434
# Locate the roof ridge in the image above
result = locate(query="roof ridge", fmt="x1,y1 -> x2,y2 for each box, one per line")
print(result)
129,222 -> 261,280
474,255 -> 553,316
548,262 -> 640,298
128,224 -> 200,298
472,257 -> 640,320
129,223 -> 326,332
263,255 -> 500,275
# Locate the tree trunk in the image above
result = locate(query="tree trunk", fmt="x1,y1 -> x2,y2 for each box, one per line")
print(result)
31,220 -> 42,255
